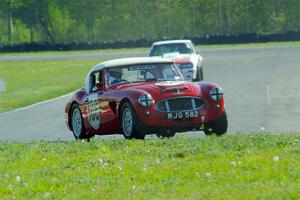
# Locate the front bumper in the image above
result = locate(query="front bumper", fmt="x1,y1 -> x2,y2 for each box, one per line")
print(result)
135,99 -> 225,129
142,109 -> 203,127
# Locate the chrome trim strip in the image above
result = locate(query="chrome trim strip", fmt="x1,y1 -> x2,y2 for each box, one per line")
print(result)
191,98 -> 196,109
162,86 -> 188,93
165,101 -> 170,112
157,96 -> 201,101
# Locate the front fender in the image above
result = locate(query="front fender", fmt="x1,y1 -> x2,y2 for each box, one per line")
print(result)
198,82 -> 225,122
64,88 -> 87,131
115,88 -> 151,119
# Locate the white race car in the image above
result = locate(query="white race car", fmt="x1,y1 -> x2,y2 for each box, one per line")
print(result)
149,40 -> 203,82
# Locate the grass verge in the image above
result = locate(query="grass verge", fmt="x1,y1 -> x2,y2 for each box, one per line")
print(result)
0,134 -> 299,199
0,59 -> 103,112
198,40 -> 300,50
0,41 -> 299,57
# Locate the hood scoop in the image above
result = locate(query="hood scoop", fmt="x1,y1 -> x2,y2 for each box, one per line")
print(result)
161,85 -> 188,94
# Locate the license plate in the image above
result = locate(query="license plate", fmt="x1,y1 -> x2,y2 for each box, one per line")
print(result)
166,110 -> 199,119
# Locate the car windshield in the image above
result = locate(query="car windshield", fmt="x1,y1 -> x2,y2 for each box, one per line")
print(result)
150,43 -> 194,56
106,63 -> 183,87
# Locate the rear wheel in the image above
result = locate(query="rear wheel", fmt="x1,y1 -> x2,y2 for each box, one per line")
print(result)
121,102 -> 145,140
204,111 -> 228,136
70,103 -> 93,140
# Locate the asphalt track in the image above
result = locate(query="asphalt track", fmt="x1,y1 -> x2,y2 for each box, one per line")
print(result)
1,46 -> 300,141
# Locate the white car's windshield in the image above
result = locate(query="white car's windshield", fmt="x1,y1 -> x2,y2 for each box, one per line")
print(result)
106,63 -> 183,87
150,43 -> 194,56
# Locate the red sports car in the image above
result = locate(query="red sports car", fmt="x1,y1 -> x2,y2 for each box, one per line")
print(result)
64,57 -> 227,140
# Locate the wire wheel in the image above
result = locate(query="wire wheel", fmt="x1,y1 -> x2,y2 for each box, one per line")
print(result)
122,107 -> 133,137
72,107 -> 83,138
120,102 -> 145,140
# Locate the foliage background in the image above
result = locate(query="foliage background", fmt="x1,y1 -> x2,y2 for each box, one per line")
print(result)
0,0 -> 299,45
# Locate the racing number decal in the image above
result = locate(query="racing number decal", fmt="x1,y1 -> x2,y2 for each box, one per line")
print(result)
88,97 -> 100,129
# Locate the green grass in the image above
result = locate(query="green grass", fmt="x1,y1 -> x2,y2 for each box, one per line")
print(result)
0,47 -> 148,57
0,59 -> 104,112
0,134 -> 299,199
0,41 -> 299,57
198,41 -> 300,50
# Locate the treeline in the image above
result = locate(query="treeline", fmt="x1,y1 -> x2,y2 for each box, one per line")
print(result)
0,0 -> 299,45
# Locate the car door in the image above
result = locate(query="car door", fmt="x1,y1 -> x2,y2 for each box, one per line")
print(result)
85,71 -> 102,133
98,69 -> 122,134
86,70 -> 120,134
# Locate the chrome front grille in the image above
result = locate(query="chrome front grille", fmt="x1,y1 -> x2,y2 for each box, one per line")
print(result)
155,97 -> 204,112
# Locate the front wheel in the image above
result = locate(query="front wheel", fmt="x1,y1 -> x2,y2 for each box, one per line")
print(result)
204,111 -> 228,136
121,102 -> 145,140
70,103 -> 92,140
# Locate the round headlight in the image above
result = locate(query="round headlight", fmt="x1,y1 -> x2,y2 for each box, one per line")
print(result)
209,87 -> 223,101
138,94 -> 153,107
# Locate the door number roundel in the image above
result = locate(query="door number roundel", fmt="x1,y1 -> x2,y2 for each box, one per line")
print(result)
88,97 -> 100,129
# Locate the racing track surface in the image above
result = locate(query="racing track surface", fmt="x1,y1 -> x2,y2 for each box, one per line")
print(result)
0,46 -> 300,141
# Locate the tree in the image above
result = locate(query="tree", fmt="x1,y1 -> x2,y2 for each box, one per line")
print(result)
0,0 -> 299,45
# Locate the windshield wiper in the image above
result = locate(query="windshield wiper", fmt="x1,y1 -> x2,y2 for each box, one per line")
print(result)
145,78 -> 158,82
157,79 -> 180,81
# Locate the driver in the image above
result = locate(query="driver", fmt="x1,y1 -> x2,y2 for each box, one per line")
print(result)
178,44 -> 192,54
109,67 -> 123,85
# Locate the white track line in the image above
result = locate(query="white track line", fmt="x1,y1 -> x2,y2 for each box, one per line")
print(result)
0,92 -> 72,116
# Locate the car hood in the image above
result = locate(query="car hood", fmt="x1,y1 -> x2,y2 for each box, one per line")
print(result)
113,81 -> 201,100
153,52 -> 195,60
155,53 -> 202,69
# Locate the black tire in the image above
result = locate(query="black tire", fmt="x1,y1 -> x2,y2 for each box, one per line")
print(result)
193,65 -> 203,82
70,103 -> 93,141
156,129 -> 176,138
120,102 -> 145,140
204,111 -> 228,136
